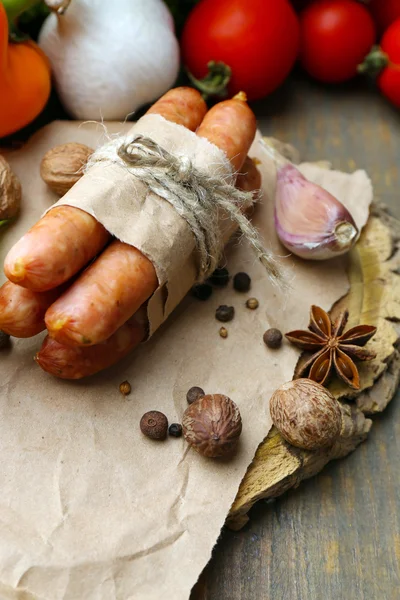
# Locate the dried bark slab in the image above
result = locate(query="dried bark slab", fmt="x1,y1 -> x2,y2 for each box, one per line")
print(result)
227,205 -> 400,530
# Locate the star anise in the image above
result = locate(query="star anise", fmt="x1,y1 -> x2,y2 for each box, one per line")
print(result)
285,305 -> 377,390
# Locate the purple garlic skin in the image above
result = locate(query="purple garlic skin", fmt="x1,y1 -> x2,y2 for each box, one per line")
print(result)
274,164 -> 359,260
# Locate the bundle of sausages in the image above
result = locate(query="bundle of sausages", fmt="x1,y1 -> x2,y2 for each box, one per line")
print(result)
0,87 -> 260,379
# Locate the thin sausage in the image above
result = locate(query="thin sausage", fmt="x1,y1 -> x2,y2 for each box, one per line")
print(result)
145,86 -> 208,129
45,93 -> 258,347
36,315 -> 147,379
4,87 -> 207,292
37,165 -> 261,379
4,207 -> 110,292
0,281 -> 63,337
196,92 -> 257,172
45,244 -> 158,346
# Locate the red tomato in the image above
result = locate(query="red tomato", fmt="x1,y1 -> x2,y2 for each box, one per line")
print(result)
369,0 -> 400,34
377,18 -> 400,108
180,0 -> 300,101
299,0 -> 376,83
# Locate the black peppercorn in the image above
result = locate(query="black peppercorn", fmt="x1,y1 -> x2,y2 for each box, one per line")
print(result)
215,305 -> 235,322
208,267 -> 230,287
263,328 -> 283,349
233,272 -> 251,292
140,411 -> 168,440
0,331 -> 10,349
191,283 -> 213,301
186,386 -> 205,404
169,423 -> 183,438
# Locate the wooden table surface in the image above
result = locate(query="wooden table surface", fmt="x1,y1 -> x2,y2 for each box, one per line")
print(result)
191,74 -> 400,600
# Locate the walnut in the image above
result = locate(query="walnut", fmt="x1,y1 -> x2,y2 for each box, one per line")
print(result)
269,379 -> 342,451
0,156 -> 21,221
182,394 -> 242,458
40,142 -> 93,196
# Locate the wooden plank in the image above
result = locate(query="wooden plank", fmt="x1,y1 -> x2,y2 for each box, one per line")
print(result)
192,75 -> 400,600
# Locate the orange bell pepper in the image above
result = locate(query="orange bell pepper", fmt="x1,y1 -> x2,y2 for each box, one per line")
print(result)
0,0 -> 51,137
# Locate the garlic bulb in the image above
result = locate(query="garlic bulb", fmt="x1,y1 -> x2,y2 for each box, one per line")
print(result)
39,0 -> 180,120
274,162 -> 359,261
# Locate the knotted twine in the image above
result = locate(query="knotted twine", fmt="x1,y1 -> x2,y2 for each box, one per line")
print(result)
85,134 -> 282,285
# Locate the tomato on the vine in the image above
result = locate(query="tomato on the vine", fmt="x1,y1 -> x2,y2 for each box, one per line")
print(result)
368,0 -> 400,34
180,0 -> 300,101
299,0 -> 376,83
376,19 -> 400,108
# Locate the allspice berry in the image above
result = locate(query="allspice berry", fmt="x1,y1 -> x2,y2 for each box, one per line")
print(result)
263,328 -> 283,349
186,386 -> 205,405
215,305 -> 234,322
182,394 -> 242,458
140,411 -> 168,440
119,380 -> 131,396
269,379 -> 342,450
233,272 -> 251,292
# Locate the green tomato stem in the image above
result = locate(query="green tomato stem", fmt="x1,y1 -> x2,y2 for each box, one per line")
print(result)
358,45 -> 389,77
187,61 -> 232,101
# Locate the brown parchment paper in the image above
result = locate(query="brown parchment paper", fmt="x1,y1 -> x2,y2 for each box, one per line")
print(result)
0,121 -> 372,600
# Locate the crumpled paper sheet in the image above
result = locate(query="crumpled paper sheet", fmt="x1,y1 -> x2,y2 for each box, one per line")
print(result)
0,122 -> 372,600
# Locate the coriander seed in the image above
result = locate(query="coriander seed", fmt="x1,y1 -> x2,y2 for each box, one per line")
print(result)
219,327 -> 228,338
233,272 -> 251,292
0,331 -> 10,349
215,305 -> 234,322
246,298 -> 259,310
186,386 -> 205,404
169,423 -> 183,438
208,267 -> 230,287
263,328 -> 283,349
191,283 -> 213,301
119,380 -> 131,396
140,411 -> 168,440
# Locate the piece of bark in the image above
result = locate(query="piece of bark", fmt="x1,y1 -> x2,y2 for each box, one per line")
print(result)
228,205 -> 400,529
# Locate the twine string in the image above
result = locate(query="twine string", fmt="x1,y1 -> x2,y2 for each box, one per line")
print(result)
86,134 -> 282,284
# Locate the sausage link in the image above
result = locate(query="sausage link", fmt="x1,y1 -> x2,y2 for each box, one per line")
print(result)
45,94 -> 258,347
45,243 -> 157,346
146,86 -> 207,130
37,164 -> 261,379
196,92 -> 257,172
36,315 -> 147,379
0,281 -> 63,337
4,207 -> 110,292
4,88 -> 207,292
236,156 -> 262,193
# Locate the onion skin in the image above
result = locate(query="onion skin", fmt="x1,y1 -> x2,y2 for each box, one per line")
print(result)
274,164 -> 358,260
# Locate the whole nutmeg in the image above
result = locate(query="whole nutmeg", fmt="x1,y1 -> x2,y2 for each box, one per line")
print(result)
0,156 -> 21,222
140,410 -> 168,440
182,394 -> 242,458
40,142 -> 93,196
270,379 -> 342,451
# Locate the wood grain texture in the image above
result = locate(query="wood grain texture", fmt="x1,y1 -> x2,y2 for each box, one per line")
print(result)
191,74 -> 400,600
